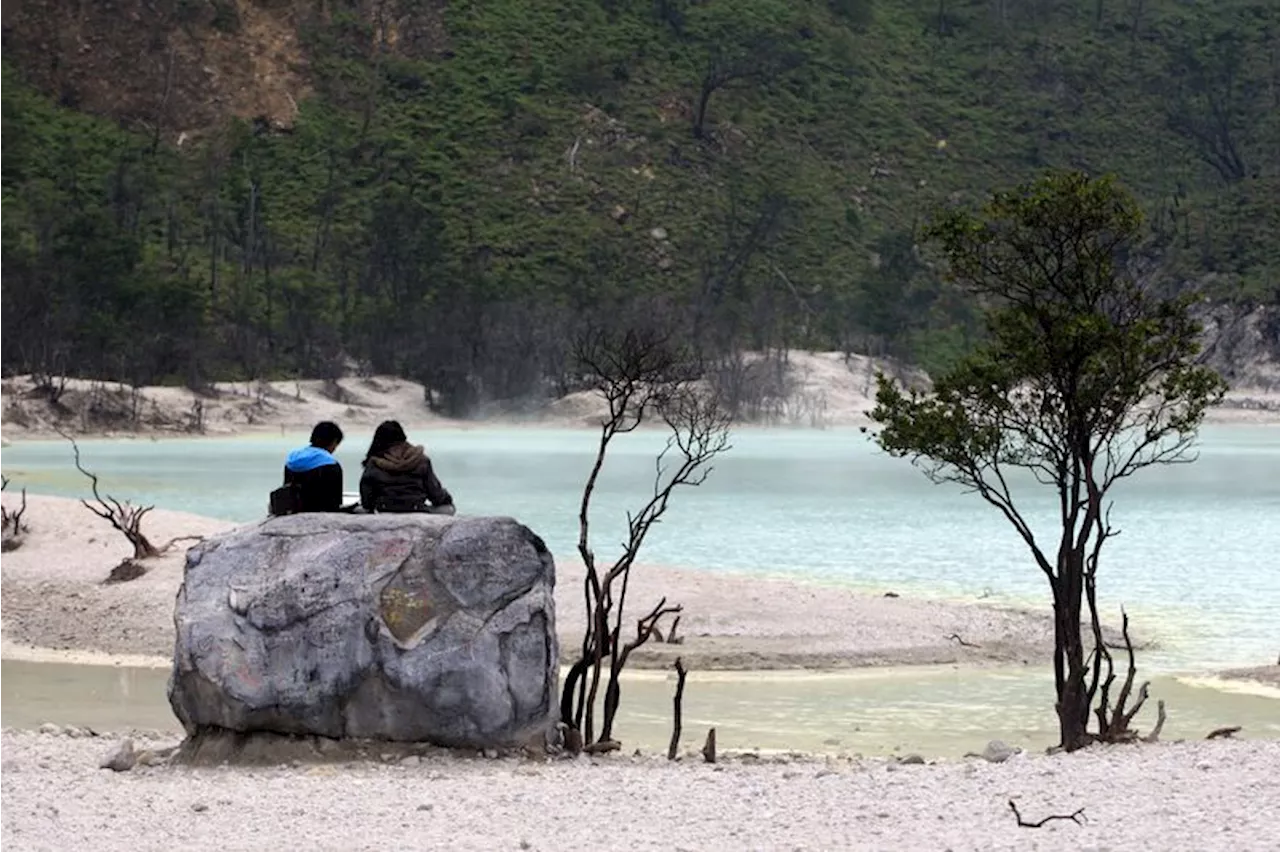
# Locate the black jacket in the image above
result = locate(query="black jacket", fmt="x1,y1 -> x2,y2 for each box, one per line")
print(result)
282,446 -> 344,512
359,442 -> 453,513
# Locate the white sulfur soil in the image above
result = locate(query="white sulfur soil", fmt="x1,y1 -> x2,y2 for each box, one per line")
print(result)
1,730 -> 1277,851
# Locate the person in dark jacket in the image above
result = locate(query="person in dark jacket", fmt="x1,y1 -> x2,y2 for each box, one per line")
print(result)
282,421 -> 345,512
359,420 -> 456,514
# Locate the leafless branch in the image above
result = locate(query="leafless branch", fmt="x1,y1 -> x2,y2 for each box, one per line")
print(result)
1092,608 -> 1152,743
58,428 -> 161,559
668,657 -> 688,761
946,633 -> 980,648
1,478 -> 30,551
561,317 -> 731,750
158,534 -> 205,554
1008,800 -> 1087,828
1142,700 -> 1167,743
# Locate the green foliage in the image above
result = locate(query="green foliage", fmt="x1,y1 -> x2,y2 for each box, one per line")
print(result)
2,0 -> 1276,402
871,171 -> 1227,750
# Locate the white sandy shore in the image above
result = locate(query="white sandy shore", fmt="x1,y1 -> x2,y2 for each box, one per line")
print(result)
1,494 -> 1074,672
4,352 -> 1277,443
2,730 -> 1277,851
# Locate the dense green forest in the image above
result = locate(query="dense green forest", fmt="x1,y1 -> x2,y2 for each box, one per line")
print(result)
3,0 -> 1277,414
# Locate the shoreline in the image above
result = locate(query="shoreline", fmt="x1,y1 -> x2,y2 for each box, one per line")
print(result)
0,494 -> 1107,675
2,492 -> 1275,693
1,493 -> 1275,686
4,363 -> 1279,446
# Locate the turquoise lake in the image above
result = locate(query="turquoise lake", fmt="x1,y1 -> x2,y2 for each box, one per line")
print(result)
3,424 -> 1277,673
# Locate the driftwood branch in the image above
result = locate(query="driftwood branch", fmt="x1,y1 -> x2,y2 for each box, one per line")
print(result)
1008,800 -> 1087,828
1206,726 -> 1241,740
668,657 -> 688,761
158,534 -> 205,554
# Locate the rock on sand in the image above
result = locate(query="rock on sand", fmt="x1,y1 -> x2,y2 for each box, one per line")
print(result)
168,513 -> 558,750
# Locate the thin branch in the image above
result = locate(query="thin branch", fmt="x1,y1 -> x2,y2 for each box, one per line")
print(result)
1142,700 -> 1167,743
1008,800 -> 1087,828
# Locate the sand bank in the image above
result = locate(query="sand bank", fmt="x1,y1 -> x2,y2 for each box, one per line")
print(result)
1,494 -> 1068,672
2,729 -> 1277,851
1215,665 -> 1280,690
4,352 -> 1277,443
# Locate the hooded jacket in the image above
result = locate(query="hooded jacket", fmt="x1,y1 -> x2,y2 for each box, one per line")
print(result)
359,442 -> 454,513
282,446 -> 344,512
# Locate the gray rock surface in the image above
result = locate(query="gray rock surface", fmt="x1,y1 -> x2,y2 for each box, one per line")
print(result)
168,513 -> 557,749
100,739 -> 136,772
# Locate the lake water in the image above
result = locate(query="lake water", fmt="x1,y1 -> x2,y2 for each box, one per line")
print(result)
3,425 -> 1278,752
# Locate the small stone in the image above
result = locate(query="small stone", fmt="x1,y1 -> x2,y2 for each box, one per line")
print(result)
483,749 -> 499,760
649,227 -> 668,241
191,802 -> 209,813
814,768 -> 837,778
100,739 -> 137,772
416,804 -> 434,812
400,755 -> 421,767
898,754 -> 926,765
519,841 -> 532,850
38,723 -> 62,736
782,771 -> 801,780
980,740 -> 1019,764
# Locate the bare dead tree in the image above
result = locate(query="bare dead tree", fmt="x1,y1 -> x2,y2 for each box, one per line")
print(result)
668,657 -> 688,761
1090,608 -> 1155,743
1008,800 -> 1087,828
559,321 -> 732,752
1,477 -> 30,552
59,430 -> 161,559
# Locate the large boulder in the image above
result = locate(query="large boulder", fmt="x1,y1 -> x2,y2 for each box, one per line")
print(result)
168,513 -> 557,749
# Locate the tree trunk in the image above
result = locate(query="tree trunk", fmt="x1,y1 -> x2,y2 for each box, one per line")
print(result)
1052,560 -> 1091,750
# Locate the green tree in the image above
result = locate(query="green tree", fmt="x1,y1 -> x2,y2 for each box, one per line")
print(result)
869,172 -> 1226,751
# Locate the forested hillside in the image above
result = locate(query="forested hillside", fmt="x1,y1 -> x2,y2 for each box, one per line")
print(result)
3,0 -> 1278,414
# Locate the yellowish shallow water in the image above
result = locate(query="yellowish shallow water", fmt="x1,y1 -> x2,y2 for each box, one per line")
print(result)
3,660 -> 1276,757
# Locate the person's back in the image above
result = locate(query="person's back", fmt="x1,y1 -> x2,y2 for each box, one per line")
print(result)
359,421 -> 455,514
282,421 -> 345,513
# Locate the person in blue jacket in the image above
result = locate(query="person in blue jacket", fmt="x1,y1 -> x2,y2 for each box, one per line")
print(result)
282,421 -> 345,512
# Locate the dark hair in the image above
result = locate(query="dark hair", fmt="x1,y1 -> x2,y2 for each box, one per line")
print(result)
310,421 -> 344,449
364,420 -> 408,464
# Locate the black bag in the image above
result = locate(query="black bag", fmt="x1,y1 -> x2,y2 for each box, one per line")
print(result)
269,483 -> 302,516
